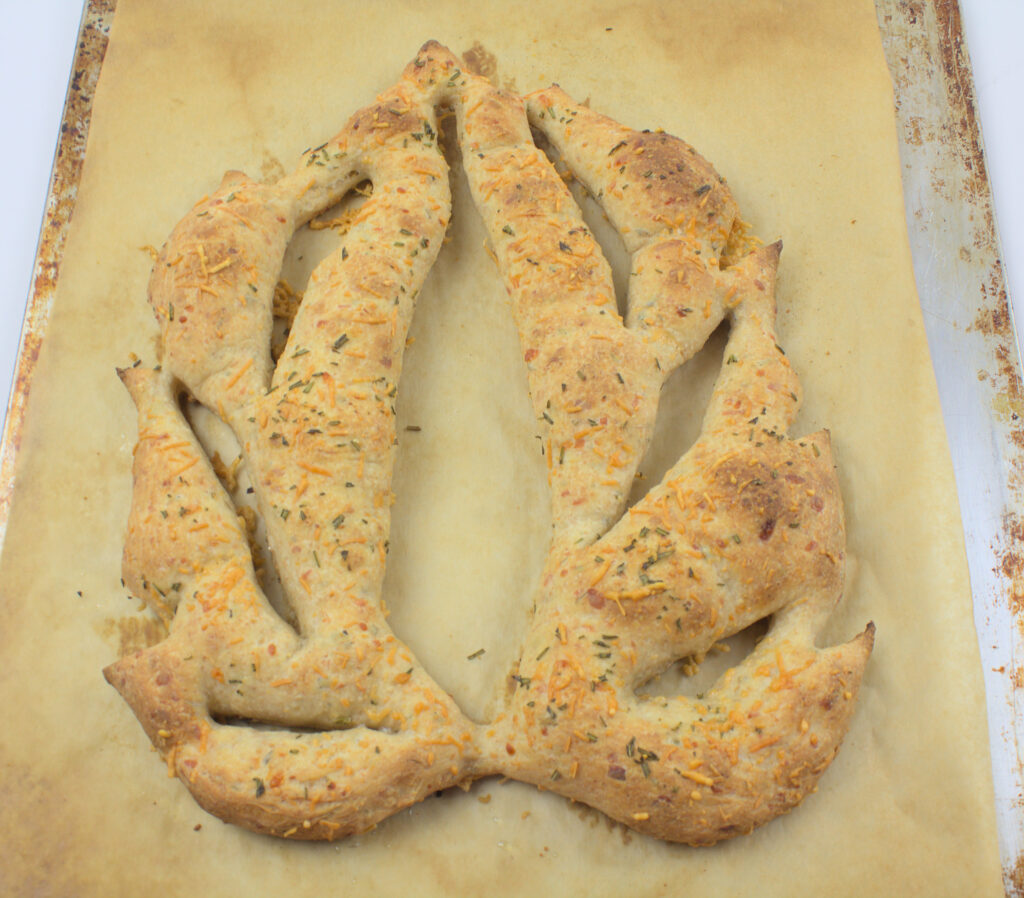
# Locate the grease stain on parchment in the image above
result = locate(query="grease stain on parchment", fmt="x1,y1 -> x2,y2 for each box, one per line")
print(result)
97,611 -> 167,658
462,41 -> 517,93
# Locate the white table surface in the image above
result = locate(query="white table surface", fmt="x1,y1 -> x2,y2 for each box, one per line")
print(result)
1,0 -> 1022,429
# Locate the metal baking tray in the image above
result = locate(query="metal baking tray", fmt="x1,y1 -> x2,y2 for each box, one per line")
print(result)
1,0 -> 1020,892
877,2 -> 1024,893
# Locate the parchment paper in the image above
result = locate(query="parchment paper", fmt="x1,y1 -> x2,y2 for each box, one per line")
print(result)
0,0 -> 1004,895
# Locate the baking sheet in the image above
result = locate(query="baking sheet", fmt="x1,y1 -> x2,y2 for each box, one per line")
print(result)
877,2 -> 1024,893
0,0 -> 1015,895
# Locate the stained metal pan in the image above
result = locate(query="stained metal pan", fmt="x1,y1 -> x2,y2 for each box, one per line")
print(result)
877,2 -> 1024,892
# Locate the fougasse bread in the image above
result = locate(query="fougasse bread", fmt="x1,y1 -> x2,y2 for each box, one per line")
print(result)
104,41 -> 873,844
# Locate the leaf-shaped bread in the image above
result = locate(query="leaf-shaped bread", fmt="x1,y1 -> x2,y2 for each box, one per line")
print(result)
106,41 -> 872,844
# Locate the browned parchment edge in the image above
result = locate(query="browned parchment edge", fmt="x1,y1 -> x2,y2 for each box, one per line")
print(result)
0,0 -> 117,543
878,1 -> 1024,895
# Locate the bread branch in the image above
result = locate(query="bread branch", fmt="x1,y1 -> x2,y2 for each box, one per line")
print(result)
453,71 -> 873,843
106,43 -> 489,840
106,41 -> 873,845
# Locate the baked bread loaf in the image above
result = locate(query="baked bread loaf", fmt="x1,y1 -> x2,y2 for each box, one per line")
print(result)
105,40 -> 873,844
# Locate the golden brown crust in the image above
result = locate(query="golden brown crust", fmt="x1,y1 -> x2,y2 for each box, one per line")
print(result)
105,41 -> 872,845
